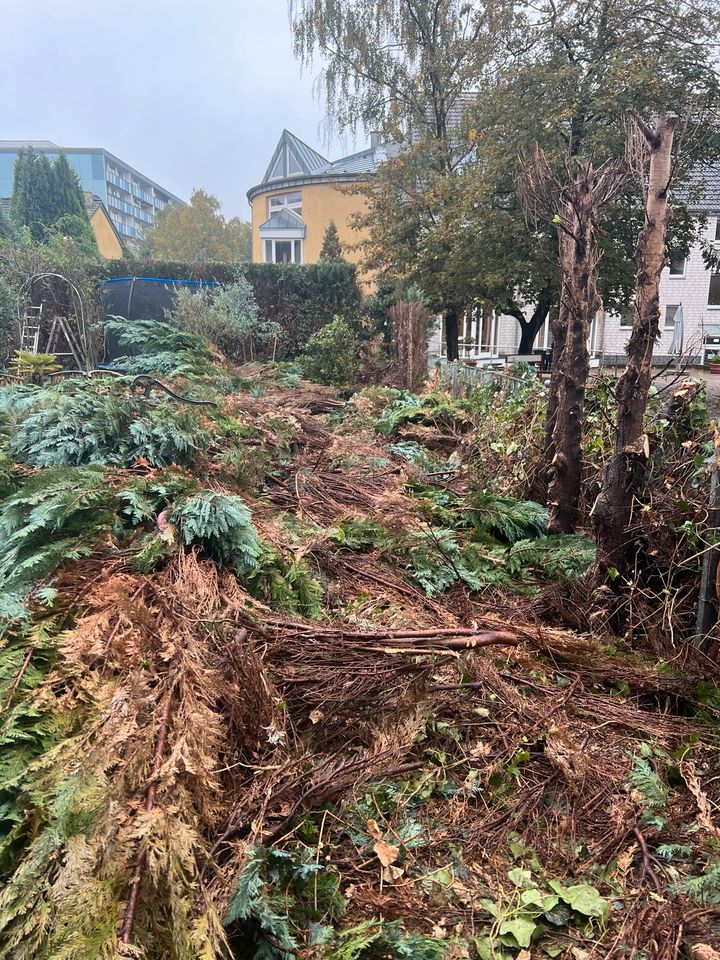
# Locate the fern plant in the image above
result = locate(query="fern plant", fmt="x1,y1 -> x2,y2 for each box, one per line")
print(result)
628,754 -> 669,828
225,845 -> 345,959
0,468 -> 116,623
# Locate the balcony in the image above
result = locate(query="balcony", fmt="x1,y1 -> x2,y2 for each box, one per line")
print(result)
107,172 -> 132,193
132,184 -> 153,204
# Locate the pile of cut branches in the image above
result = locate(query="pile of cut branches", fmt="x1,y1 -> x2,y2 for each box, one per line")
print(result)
0,336 -> 718,960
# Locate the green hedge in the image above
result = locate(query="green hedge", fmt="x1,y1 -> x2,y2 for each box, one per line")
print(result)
98,259 -> 363,356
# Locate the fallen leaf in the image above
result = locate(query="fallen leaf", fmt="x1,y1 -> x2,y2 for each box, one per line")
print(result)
374,838 -> 400,867
366,819 -> 382,841
382,864 -> 404,883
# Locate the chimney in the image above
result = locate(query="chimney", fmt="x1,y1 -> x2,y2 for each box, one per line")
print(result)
370,131 -> 382,148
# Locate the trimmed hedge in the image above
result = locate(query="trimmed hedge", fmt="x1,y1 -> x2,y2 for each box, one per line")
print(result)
98,259 -> 362,356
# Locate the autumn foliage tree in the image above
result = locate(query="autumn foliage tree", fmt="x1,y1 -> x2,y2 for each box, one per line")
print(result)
145,189 -> 251,263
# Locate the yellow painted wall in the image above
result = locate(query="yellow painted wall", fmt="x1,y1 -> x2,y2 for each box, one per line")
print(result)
251,181 -> 373,285
90,208 -> 123,259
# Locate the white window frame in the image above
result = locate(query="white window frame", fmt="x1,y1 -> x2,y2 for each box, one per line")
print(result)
268,192 -> 302,216
668,253 -> 686,278
709,273 -> 720,309
263,237 -> 303,265
618,305 -> 634,328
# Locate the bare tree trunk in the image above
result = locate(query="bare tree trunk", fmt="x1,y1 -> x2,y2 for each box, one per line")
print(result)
517,146 -> 628,533
593,113 -> 678,574
504,287 -> 555,355
544,291 -> 569,470
547,179 -> 600,533
445,305 -> 459,362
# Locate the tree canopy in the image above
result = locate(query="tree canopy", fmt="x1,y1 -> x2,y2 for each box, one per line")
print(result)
145,189 -> 251,263
9,148 -> 96,250
293,0 -> 720,351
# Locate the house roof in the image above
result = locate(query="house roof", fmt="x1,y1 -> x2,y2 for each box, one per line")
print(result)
83,192 -> 123,247
248,130 -> 397,202
0,198 -> 10,220
262,130 -> 329,184
259,207 -> 306,230
684,163 -> 720,212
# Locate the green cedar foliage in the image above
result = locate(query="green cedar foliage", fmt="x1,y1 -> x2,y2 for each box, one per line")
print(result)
9,149 -> 94,245
9,383 -> 211,469
51,153 -> 86,221
10,148 -> 55,242
0,467 -> 116,622
171,491 -> 261,574
104,315 -> 214,375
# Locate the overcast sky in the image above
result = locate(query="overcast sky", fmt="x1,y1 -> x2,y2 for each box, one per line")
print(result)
2,0 -> 357,218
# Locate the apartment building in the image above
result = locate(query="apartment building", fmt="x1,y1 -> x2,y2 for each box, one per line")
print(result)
0,141 -> 184,243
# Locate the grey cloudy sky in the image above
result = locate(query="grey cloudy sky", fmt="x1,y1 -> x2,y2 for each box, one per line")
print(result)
2,0 -> 357,218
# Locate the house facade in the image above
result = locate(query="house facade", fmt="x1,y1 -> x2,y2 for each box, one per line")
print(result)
431,185 -> 720,366
247,130 -> 393,281
0,141 -> 184,244
83,193 -> 123,259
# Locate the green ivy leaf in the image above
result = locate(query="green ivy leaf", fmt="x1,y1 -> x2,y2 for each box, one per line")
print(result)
498,915 -> 537,947
548,880 -> 608,918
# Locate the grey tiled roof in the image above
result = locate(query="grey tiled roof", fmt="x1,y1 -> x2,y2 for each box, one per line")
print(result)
0,198 -> 10,219
316,147 -> 381,176
684,162 -> 720,212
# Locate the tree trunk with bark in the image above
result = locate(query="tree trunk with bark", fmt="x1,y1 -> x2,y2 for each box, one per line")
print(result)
445,305 -> 459,361
517,146 -> 628,533
593,113 -> 678,574
546,179 -> 601,533
504,287 -> 555,355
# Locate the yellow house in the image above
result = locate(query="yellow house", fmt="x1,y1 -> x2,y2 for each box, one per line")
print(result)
247,130 -> 387,280
83,193 -> 124,259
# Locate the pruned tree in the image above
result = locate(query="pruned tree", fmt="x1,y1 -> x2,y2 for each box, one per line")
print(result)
592,112 -> 679,573
517,145 -> 629,533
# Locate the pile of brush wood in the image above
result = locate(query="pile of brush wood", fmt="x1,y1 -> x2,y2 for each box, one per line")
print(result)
0,364 -> 718,960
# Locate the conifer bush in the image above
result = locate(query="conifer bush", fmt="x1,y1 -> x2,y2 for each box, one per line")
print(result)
300,316 -> 359,386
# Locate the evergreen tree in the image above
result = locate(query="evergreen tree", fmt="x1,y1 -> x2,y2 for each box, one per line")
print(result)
0,204 -> 15,242
319,221 -> 345,262
10,148 -> 55,242
52,152 -> 86,221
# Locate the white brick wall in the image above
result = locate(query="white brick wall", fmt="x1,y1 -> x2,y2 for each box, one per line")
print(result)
599,217 -> 715,363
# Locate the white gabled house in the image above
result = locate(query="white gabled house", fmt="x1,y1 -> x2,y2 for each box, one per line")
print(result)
429,167 -> 720,367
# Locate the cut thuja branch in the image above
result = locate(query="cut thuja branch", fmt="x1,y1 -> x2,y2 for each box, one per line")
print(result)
119,687 -> 174,948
